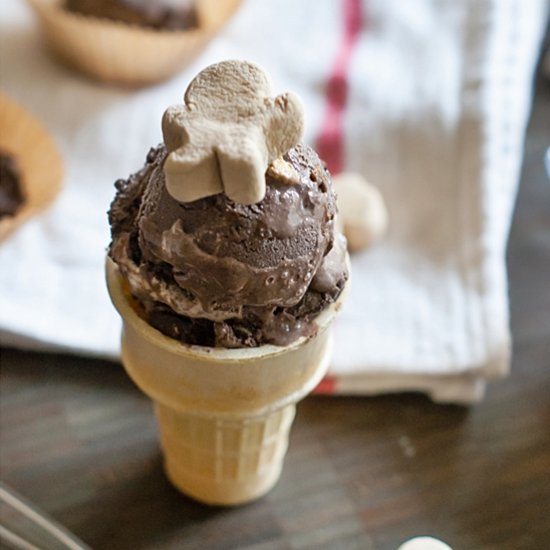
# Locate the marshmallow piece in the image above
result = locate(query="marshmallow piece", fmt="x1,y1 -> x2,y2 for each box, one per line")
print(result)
162,60 -> 304,204
267,157 -> 300,185
333,172 -> 388,252
398,536 -> 453,550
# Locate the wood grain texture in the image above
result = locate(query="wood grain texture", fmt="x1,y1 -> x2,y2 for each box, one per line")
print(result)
1,62 -> 549,550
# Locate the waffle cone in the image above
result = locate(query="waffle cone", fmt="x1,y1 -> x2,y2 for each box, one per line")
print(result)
27,0 -> 242,87
106,258 -> 348,505
0,93 -> 63,242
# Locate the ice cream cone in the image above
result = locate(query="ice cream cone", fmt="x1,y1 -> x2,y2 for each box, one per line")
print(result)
27,0 -> 242,87
106,257 -> 348,505
0,93 -> 63,242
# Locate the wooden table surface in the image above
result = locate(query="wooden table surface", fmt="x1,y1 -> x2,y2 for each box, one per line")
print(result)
1,71 -> 549,550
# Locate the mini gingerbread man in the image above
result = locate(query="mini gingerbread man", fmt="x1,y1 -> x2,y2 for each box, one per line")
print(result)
162,60 -> 304,205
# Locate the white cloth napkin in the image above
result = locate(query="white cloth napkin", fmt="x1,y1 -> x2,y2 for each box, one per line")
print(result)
0,0 -> 546,403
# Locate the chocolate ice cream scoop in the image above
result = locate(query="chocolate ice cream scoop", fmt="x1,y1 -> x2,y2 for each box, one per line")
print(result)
109,143 -> 348,347
108,60 -> 348,347
141,144 -> 335,309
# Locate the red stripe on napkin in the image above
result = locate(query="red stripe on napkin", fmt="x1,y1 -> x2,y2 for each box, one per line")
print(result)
315,0 -> 363,174
313,375 -> 337,395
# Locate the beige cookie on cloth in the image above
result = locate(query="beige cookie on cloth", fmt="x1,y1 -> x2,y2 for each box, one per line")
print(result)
333,172 -> 388,253
162,60 -> 304,204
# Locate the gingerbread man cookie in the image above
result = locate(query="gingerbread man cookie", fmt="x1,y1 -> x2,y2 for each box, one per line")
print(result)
162,60 -> 304,204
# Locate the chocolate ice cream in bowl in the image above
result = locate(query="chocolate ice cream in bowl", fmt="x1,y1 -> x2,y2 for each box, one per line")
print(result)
0,93 -> 63,242
106,61 -> 350,505
27,0 -> 242,86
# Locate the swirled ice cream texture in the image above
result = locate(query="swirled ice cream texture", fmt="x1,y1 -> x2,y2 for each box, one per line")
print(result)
108,143 -> 348,347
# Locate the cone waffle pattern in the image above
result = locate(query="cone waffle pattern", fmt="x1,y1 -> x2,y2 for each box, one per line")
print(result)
156,403 -> 295,503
